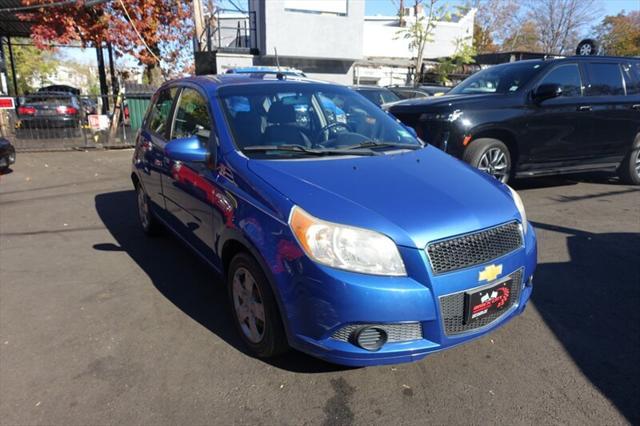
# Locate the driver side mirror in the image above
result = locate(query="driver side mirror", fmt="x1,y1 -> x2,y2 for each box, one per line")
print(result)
532,84 -> 562,103
165,136 -> 210,163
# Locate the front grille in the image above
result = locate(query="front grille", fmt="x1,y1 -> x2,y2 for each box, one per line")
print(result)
331,323 -> 422,343
426,222 -> 523,275
440,269 -> 523,335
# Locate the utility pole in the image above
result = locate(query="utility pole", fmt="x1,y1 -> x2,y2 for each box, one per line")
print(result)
192,0 -> 206,52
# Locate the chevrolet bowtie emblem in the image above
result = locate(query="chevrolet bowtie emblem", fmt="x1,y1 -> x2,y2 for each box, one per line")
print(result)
479,264 -> 503,282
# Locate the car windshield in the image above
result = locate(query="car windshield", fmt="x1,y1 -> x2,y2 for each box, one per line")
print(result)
219,84 -> 421,158
449,62 -> 543,95
356,88 -> 401,106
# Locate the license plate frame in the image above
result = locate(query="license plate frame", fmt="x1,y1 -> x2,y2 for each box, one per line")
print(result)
464,276 -> 513,325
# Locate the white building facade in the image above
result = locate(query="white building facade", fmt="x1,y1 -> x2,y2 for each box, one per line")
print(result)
214,1 -> 475,86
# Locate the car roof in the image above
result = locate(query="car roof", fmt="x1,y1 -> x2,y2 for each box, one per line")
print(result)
159,73 -> 335,93
350,85 -> 391,91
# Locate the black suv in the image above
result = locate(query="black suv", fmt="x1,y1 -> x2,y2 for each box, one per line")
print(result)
387,57 -> 640,184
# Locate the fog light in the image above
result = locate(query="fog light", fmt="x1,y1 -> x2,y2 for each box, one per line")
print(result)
354,327 -> 388,351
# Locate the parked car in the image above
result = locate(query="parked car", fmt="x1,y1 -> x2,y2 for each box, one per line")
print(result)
419,84 -> 451,96
387,56 -> 640,184
132,74 -> 537,366
389,85 -> 450,99
0,137 -> 16,171
16,92 -> 82,131
351,85 -> 401,106
225,66 -> 306,77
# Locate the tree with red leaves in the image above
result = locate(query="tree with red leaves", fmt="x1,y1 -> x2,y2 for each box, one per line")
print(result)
20,0 -> 193,85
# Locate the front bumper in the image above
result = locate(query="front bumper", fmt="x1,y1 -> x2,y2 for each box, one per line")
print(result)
279,222 -> 537,366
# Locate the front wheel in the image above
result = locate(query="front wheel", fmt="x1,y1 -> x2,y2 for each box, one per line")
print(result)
463,138 -> 512,184
227,253 -> 288,358
617,138 -> 640,185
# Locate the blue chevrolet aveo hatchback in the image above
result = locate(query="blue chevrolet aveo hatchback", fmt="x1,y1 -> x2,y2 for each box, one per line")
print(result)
132,74 -> 537,366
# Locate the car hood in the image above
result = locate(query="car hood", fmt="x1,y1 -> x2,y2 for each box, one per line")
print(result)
247,146 -> 520,249
386,93 -> 503,111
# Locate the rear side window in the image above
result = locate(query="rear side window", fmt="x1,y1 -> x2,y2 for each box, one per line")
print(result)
146,88 -> 177,135
171,88 -> 213,141
621,63 -> 640,95
538,64 -> 582,97
585,63 -> 625,96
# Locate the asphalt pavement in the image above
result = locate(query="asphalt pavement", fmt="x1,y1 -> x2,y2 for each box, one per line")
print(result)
1,150 -> 638,425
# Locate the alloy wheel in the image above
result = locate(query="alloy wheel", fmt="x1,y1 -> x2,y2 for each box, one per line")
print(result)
478,147 -> 510,183
137,188 -> 150,230
579,44 -> 592,55
232,267 -> 266,343
635,149 -> 640,178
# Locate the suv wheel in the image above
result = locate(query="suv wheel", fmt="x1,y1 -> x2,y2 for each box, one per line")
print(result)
228,252 -> 288,358
136,184 -> 161,235
463,138 -> 512,184
617,137 -> 640,185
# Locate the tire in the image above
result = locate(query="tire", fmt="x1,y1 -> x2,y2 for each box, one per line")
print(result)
576,39 -> 598,56
463,138 -> 512,184
227,252 -> 288,358
617,137 -> 640,185
135,183 -> 162,236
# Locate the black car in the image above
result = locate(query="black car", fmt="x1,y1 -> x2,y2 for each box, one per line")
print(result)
17,91 -> 82,130
351,85 -> 401,106
0,137 -> 16,171
389,85 -> 450,99
387,56 -> 640,184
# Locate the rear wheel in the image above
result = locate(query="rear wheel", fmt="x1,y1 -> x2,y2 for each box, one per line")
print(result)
617,137 -> 640,185
227,252 -> 288,358
136,183 -> 161,235
463,138 -> 512,184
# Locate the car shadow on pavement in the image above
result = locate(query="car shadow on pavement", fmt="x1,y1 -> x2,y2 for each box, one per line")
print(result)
531,221 -> 640,423
94,190 -> 351,374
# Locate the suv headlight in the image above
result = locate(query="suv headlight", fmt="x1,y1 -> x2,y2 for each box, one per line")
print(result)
507,186 -> 528,234
289,206 -> 406,276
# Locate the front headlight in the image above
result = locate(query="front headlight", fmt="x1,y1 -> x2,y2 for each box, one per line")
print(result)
289,206 -> 406,276
507,186 -> 527,234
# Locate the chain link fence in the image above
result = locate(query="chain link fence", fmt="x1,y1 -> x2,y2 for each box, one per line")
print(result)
0,92 -> 153,152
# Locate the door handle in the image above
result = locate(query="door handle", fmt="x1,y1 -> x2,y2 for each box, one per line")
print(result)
632,104 -> 640,111
577,105 -> 592,111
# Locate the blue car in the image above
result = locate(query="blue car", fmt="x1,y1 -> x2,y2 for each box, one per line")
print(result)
131,74 -> 537,366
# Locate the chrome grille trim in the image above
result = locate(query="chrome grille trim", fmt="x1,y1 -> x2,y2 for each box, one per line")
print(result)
439,268 -> 523,336
426,221 -> 523,275
331,323 -> 423,343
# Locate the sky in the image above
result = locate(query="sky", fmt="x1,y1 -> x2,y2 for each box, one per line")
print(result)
61,0 -> 640,67
364,0 -> 639,16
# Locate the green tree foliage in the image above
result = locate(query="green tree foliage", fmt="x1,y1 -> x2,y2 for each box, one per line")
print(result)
434,37 -> 476,85
396,0 -> 450,86
2,39 -> 59,95
595,11 -> 640,56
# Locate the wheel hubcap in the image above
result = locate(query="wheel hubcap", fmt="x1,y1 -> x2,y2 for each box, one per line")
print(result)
635,150 -> 640,178
580,44 -> 592,55
137,189 -> 150,229
232,267 -> 265,343
478,148 -> 509,183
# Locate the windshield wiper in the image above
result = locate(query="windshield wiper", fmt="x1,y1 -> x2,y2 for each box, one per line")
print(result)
342,141 -> 423,150
242,145 -> 378,156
